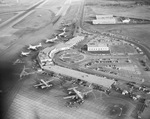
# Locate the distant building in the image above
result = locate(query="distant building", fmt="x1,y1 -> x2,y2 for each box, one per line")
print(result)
93,18 -> 117,24
93,14 -> 117,24
87,42 -> 109,51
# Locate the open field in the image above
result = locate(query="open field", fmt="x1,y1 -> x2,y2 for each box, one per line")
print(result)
0,13 -> 17,24
13,9 -> 54,29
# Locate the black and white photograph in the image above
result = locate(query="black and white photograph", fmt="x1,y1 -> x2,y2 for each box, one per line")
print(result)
0,0 -> 150,119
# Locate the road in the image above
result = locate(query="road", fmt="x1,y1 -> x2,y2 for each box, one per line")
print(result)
55,0 -> 71,16
0,0 -> 49,59
52,0 -> 71,25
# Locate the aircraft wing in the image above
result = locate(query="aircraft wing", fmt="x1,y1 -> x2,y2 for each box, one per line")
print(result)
63,95 -> 76,99
72,88 -> 83,99
40,79 -> 53,86
34,83 -> 43,87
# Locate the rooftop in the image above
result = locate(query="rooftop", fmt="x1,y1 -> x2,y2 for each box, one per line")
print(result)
43,65 -> 115,88
87,43 -> 108,47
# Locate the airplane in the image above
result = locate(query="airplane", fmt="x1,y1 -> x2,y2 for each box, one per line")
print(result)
21,51 -> 31,57
63,87 -> 93,100
19,65 -> 35,79
34,79 -> 54,89
45,36 -> 58,43
58,32 -> 66,37
27,43 -> 42,50
59,27 -> 68,32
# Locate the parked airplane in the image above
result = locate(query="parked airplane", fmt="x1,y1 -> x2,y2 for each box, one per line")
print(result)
21,51 -> 31,57
63,87 -> 92,100
45,36 -> 58,43
34,79 -> 54,89
27,43 -> 42,50
58,32 -> 66,37
62,27 -> 66,32
19,65 -> 35,79
60,27 -> 68,32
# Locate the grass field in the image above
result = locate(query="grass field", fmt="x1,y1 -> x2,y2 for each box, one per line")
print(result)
110,44 -> 137,55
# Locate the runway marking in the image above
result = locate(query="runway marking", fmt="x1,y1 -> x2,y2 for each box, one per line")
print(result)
55,0 -> 71,16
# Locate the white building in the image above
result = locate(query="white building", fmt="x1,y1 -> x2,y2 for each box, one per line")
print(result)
122,19 -> 130,23
93,18 -> 116,24
87,43 -> 109,51
93,14 -> 117,24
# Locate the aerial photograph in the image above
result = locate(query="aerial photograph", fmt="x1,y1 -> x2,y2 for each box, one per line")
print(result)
0,0 -> 150,119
